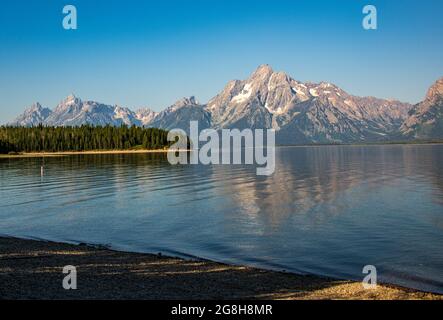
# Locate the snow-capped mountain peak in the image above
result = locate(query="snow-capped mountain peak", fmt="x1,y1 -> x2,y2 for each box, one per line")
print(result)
9,102 -> 52,127
205,65 -> 414,140
63,94 -> 81,106
10,65 -> 441,143
29,102 -> 43,111
136,108 -> 158,126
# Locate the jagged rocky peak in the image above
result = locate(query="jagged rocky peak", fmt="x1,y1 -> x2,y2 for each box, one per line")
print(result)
21,102 -> 51,116
400,77 -> 443,138
425,77 -> 443,101
318,81 -> 339,90
112,105 -> 140,126
250,64 -> 274,80
206,64 -> 416,140
17,102 -> 44,114
136,107 -> 156,117
171,96 -> 199,109
209,64 -> 302,113
9,102 -> 52,126
55,93 -> 82,111
136,107 -> 158,125
64,93 -> 81,104
28,102 -> 43,111
245,65 -> 291,94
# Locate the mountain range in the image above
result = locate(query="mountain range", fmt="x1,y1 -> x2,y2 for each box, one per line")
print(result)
8,65 -> 443,144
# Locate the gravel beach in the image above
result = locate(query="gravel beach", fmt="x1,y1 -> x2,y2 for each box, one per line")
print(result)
0,237 -> 441,300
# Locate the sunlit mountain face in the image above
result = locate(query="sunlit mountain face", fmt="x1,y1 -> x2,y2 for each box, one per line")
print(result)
8,66 -> 443,144
401,78 -> 443,139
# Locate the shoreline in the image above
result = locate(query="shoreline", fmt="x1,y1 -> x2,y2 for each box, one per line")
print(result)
0,236 -> 441,300
1,142 -> 443,159
0,149 -> 181,158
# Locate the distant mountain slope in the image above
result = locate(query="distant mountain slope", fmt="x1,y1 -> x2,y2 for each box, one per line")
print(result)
42,95 -> 141,127
400,78 -> 443,139
147,97 -> 212,132
9,103 -> 52,127
135,108 -> 158,126
9,65 -> 441,145
205,65 -> 412,143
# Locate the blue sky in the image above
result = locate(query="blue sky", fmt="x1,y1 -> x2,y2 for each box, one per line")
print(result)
1,0 -> 442,122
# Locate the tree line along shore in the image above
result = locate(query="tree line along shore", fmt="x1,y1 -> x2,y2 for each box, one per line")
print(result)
2,125 -> 442,156
0,125 -> 174,154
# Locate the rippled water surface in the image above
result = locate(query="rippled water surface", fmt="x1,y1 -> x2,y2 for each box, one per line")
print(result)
1,145 -> 442,293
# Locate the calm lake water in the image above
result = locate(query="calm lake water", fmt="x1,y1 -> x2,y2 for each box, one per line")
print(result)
1,145 -> 442,293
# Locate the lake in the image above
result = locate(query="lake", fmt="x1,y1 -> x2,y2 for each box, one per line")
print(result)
0,145 -> 442,293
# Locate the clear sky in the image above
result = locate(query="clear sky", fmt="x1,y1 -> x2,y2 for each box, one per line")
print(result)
1,0 -> 442,122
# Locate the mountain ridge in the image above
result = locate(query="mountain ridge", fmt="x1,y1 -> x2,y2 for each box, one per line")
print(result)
7,65 -> 443,143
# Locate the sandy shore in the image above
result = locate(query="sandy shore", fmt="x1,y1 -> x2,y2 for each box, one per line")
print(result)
0,149 -> 184,158
2,143 -> 443,159
0,237 -> 440,300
